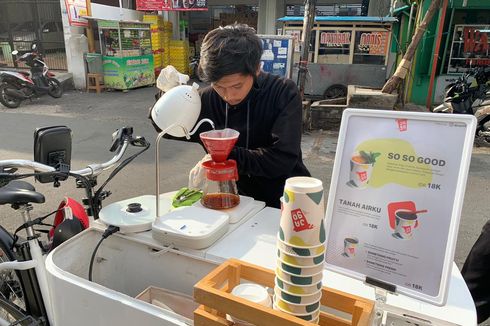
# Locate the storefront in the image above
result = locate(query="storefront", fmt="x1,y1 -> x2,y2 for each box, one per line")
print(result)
397,0 -> 490,106
97,19 -> 155,90
279,16 -> 396,99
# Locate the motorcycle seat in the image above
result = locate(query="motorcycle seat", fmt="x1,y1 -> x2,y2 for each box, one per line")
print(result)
0,180 -> 45,205
19,71 -> 30,77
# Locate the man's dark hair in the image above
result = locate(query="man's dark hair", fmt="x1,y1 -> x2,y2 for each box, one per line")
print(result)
198,24 -> 263,83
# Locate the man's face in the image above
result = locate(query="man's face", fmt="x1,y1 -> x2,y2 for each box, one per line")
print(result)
211,73 -> 254,106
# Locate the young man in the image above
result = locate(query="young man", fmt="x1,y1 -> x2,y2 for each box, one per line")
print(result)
188,24 -> 310,208
461,220 -> 490,323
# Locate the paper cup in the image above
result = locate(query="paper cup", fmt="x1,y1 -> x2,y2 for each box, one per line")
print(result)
273,299 -> 320,318
228,283 -> 272,325
275,277 -> 322,296
274,286 -> 321,305
277,248 -> 325,267
230,283 -> 271,307
276,267 -> 323,286
342,237 -> 359,258
277,238 -> 326,257
279,177 -> 326,248
394,209 -> 419,239
277,259 -> 324,277
349,152 -> 374,189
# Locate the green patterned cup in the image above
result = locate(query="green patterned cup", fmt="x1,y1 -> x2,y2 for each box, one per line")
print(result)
273,300 -> 321,320
277,259 -> 324,277
276,267 -> 323,286
274,286 -> 322,305
275,276 -> 322,296
279,177 -> 326,248
276,238 -> 326,257
277,248 -> 325,267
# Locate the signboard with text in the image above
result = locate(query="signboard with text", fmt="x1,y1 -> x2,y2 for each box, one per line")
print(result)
258,35 -> 294,79
324,109 -> 476,305
65,0 -> 88,27
448,24 -> 490,74
136,0 -> 207,11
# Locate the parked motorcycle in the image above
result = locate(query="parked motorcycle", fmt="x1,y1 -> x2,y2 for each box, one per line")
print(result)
433,66 -> 490,147
0,43 -> 62,109
189,54 -> 201,81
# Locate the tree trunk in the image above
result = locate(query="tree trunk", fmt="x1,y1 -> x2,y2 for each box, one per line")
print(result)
297,0 -> 317,99
381,0 -> 442,94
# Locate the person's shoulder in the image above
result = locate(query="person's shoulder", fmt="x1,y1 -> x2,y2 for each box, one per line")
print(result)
259,72 -> 297,93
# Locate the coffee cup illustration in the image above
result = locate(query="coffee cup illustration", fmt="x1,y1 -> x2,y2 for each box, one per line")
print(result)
392,209 -> 426,240
342,237 -> 359,258
347,151 -> 380,189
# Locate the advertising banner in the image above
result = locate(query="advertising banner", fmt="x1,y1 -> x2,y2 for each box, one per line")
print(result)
137,0 -> 207,10
102,55 -> 155,90
448,24 -> 489,74
136,0 -> 168,11
258,35 -> 294,79
324,109 -> 476,305
65,0 -> 88,27
170,0 -> 207,10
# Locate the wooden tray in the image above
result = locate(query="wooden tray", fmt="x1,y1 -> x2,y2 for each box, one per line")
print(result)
193,259 -> 373,326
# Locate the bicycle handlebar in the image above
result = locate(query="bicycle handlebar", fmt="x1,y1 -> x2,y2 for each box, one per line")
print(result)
0,141 -> 130,177
0,127 -> 149,182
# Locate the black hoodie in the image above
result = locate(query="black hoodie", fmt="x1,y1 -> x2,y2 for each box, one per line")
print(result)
189,72 -> 311,208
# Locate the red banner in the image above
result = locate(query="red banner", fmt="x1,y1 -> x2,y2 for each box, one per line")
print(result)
136,0 -> 207,11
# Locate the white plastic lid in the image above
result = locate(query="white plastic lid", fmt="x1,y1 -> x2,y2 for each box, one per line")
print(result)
99,195 -> 172,234
285,177 -> 323,193
231,283 -> 271,307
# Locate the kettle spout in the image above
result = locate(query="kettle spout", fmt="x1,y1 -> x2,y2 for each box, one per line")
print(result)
189,118 -> 215,136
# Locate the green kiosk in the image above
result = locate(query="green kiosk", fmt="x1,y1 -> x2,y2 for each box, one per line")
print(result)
98,19 -> 154,90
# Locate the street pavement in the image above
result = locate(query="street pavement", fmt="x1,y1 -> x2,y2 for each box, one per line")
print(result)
0,86 -> 489,272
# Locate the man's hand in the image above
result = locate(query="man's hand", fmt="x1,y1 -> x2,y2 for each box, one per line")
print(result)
188,154 -> 211,190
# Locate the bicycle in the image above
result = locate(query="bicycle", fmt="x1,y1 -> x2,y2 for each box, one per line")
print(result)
0,126 -> 150,325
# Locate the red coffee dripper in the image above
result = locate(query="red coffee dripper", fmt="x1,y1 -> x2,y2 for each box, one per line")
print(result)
199,129 -> 240,209
200,128 -> 239,162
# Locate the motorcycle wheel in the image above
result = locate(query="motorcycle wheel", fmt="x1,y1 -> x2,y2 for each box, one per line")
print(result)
0,84 -> 22,109
47,78 -> 63,98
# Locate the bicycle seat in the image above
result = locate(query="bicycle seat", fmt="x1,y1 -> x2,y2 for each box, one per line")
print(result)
0,181 -> 45,205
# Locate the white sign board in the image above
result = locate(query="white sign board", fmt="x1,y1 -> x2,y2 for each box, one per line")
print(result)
324,109 -> 476,306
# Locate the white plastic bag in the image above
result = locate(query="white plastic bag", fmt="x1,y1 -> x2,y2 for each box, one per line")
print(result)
156,65 -> 190,92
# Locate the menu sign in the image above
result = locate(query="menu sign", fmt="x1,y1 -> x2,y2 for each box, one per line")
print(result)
324,109 -> 476,305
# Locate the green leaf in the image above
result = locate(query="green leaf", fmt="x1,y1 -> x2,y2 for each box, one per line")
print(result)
359,151 -> 371,163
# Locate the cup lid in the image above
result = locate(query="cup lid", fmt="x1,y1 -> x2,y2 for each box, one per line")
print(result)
285,177 -> 323,193
231,283 -> 270,306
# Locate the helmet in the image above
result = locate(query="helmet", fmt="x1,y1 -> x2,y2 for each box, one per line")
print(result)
49,197 -> 89,249
51,218 -> 84,249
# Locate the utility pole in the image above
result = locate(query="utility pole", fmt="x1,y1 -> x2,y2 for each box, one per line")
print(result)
297,0 -> 317,99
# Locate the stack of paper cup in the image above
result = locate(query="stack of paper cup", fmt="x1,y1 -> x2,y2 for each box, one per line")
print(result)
274,177 -> 325,324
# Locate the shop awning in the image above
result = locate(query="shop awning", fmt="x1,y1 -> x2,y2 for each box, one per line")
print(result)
277,16 -> 398,23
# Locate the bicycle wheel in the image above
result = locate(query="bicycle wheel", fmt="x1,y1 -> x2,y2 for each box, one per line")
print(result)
0,241 -> 28,324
